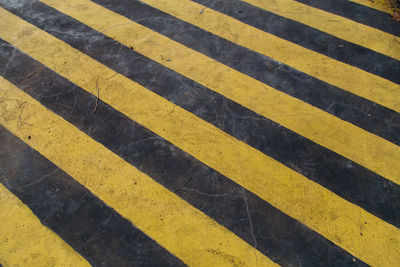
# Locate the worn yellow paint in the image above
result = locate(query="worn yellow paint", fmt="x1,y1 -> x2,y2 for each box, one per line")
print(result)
1,9 -> 400,266
350,0 -> 395,14
138,0 -> 400,112
0,78 -> 277,267
0,183 -> 89,266
40,0 -> 400,186
242,0 -> 400,60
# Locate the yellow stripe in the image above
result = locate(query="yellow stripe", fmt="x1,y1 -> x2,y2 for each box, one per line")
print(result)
0,184 -> 89,266
40,0 -> 400,186
0,78 -> 277,267
243,0 -> 400,60
1,9 -> 399,266
350,0 -> 396,14
139,0 -> 400,112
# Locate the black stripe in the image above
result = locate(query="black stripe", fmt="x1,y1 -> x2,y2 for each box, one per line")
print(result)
0,126 -> 186,267
92,0 -> 399,145
194,0 -> 400,84
3,0 -> 399,229
295,0 -> 400,36
0,42 -> 367,266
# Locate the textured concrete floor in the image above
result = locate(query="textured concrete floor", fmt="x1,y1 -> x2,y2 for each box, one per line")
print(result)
1,0 -> 400,266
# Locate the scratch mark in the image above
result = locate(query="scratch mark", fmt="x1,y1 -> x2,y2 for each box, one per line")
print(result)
20,168 -> 59,189
93,78 -> 100,113
1,46 -> 16,76
181,187 -> 235,198
18,102 -> 33,126
243,191 -> 257,249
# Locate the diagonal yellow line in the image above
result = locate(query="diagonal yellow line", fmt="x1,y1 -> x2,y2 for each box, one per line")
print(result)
242,0 -> 400,60
1,9 -> 399,266
0,183 -> 90,267
139,0 -> 400,112
40,0 -> 400,186
0,77 -> 278,267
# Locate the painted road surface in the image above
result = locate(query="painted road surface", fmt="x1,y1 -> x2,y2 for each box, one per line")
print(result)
1,0 -> 399,266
